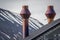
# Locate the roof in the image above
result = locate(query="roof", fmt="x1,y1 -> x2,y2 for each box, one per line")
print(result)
0,8 -> 43,40
25,18 -> 60,40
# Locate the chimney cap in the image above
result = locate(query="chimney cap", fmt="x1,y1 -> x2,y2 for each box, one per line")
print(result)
20,5 -> 31,14
47,5 -> 53,9
20,5 -> 31,19
45,5 -> 56,19
22,5 -> 28,9
45,5 -> 56,15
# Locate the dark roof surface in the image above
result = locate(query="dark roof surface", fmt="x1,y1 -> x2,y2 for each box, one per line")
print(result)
0,8 -> 43,40
25,19 -> 60,40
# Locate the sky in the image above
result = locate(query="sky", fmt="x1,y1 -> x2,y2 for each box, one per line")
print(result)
0,0 -> 60,25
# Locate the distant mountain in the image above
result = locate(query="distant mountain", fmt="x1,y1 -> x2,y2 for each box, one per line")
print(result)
0,8 -> 43,40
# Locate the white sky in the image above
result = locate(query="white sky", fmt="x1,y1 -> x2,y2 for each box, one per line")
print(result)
0,0 -> 60,25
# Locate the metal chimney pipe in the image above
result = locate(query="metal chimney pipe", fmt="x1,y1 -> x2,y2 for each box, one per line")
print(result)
20,5 -> 31,39
45,5 -> 56,24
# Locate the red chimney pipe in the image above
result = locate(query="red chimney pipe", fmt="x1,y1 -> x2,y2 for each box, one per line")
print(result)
20,5 -> 31,39
45,5 -> 56,24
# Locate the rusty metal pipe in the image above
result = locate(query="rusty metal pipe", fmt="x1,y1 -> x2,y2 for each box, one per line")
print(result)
45,5 -> 56,24
20,5 -> 31,39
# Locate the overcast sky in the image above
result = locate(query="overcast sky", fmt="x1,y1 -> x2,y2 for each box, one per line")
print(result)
0,0 -> 60,24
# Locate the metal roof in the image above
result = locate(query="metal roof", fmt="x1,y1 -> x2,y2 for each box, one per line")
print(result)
0,8 -> 43,40
25,18 -> 60,40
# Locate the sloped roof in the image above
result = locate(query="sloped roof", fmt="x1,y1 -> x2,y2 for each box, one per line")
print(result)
0,8 -> 43,40
25,18 -> 60,40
